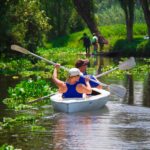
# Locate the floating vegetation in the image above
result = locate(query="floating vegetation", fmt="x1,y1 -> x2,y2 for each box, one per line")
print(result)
0,144 -> 21,150
0,115 -> 36,129
3,77 -> 56,109
101,58 -> 150,81
0,58 -> 33,75
31,125 -> 46,132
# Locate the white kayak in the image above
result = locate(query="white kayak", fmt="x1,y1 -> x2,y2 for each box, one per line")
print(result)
50,88 -> 110,113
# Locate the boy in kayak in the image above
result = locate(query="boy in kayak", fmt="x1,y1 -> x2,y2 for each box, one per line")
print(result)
75,59 -> 102,90
52,64 -> 92,98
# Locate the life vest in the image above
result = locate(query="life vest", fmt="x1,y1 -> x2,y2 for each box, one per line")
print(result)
62,82 -> 83,98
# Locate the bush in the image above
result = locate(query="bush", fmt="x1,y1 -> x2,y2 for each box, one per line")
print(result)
137,40 -> 150,56
3,77 -> 53,108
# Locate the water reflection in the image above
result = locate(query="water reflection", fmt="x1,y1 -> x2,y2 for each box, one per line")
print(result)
143,72 -> 150,107
89,55 -> 113,75
0,75 -> 20,100
1,57 -> 150,150
109,104 -> 150,150
124,74 -> 134,105
50,103 -> 150,150
0,75 -> 20,119
52,107 -> 109,150
95,55 -> 104,75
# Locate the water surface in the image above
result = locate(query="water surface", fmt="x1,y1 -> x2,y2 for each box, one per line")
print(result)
0,57 -> 150,150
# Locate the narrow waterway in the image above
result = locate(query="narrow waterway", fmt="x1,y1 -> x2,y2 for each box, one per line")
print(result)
0,56 -> 150,150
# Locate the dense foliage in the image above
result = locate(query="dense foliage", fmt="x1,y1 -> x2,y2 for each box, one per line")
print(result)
0,0 -> 149,56
3,77 -> 55,109
0,0 -> 51,53
46,24 -> 149,56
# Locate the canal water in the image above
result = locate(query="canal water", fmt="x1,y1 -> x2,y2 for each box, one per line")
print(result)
0,56 -> 150,150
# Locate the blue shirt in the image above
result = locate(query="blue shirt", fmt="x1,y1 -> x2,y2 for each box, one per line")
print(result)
62,82 -> 83,98
79,75 -> 99,88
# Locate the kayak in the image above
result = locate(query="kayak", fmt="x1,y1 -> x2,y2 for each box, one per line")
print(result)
50,88 -> 110,113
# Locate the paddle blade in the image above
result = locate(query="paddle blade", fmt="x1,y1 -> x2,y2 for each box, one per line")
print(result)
119,57 -> 136,70
109,84 -> 126,98
11,45 -> 30,54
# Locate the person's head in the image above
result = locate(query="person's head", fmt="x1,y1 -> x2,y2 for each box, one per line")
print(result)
68,68 -> 81,82
75,59 -> 89,73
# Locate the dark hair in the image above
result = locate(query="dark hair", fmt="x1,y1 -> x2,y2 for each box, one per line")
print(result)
75,59 -> 89,68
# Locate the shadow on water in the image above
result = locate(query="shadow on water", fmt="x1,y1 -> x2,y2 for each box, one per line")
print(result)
124,74 -> 134,105
0,75 -> 21,101
143,72 -> 150,107
0,75 -> 21,121
123,72 -> 150,108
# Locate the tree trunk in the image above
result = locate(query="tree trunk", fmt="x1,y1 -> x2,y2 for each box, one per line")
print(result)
119,0 -> 135,41
143,73 -> 150,107
140,0 -> 150,37
72,0 -> 99,34
127,0 -> 134,41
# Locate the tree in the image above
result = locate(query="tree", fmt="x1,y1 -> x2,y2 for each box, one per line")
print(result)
41,0 -> 77,38
0,0 -> 19,53
41,0 -> 86,39
140,0 -> 150,37
119,0 -> 135,41
0,0 -> 51,53
72,0 -> 100,34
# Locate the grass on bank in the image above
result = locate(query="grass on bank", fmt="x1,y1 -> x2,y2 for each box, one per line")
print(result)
43,24 -> 149,56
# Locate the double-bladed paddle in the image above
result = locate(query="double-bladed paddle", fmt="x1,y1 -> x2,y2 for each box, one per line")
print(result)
11,44 -> 135,99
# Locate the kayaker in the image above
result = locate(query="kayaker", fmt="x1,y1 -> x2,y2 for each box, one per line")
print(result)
75,59 -> 102,90
52,64 -> 92,98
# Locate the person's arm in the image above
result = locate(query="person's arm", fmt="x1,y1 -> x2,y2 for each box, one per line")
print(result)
89,75 -> 102,89
84,78 -> 92,93
76,77 -> 92,94
52,64 -> 67,92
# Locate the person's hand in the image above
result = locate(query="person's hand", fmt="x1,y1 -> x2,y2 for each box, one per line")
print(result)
84,76 -> 90,82
54,64 -> 60,69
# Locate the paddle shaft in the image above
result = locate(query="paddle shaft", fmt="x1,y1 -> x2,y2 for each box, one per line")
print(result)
11,45 -> 103,86
96,57 -> 136,78
28,51 -> 69,71
27,93 -> 55,104
96,67 -> 118,78
26,51 -> 105,86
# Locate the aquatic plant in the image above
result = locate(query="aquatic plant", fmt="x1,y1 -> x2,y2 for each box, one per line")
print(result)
0,58 -> 33,75
3,77 -> 55,109
31,125 -> 46,131
0,144 -> 20,150
101,58 -> 150,81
